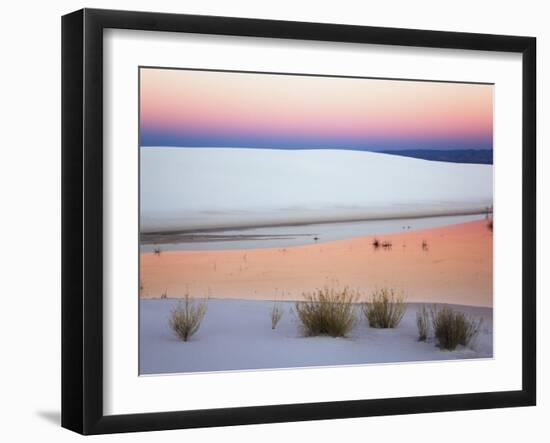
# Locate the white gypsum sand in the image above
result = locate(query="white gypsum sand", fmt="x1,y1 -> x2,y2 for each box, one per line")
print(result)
139,299 -> 492,375
140,147 -> 493,233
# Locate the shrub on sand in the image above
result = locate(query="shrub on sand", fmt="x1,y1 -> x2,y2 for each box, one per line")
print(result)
416,305 -> 430,341
431,306 -> 482,351
169,294 -> 208,342
270,302 -> 284,330
295,287 -> 359,337
363,288 -> 406,328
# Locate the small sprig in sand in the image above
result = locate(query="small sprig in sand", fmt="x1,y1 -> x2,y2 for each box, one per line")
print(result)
169,294 -> 208,342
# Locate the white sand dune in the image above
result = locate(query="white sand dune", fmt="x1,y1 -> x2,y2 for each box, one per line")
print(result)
140,148 -> 493,233
139,299 -> 493,375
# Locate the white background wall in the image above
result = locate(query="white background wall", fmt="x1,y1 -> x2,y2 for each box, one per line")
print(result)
0,0 -> 546,441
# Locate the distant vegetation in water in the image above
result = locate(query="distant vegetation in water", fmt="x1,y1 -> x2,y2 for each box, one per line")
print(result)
378,149 -> 493,165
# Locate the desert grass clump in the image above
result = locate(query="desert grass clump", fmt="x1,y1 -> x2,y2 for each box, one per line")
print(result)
270,302 -> 284,330
169,294 -> 208,342
416,305 -> 430,341
431,306 -> 482,351
295,287 -> 359,337
363,288 -> 406,328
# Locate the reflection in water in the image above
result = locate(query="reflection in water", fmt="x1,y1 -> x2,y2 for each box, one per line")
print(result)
140,213 -> 485,252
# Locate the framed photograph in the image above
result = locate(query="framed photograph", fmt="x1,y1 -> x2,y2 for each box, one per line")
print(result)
62,8 -> 536,435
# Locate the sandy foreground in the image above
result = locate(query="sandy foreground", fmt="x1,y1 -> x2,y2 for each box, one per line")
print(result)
140,219 -> 492,307
139,299 -> 493,375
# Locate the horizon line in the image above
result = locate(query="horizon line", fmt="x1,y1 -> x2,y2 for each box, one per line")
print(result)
139,145 -> 493,152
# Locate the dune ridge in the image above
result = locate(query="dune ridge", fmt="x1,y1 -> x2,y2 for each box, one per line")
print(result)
140,147 -> 493,233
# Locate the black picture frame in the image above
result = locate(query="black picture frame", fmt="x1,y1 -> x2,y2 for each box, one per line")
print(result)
62,8 -> 536,435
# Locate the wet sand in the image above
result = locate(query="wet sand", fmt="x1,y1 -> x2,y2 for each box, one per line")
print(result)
140,219 -> 493,307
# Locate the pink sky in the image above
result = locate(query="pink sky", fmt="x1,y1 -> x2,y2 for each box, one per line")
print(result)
140,68 -> 493,150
